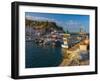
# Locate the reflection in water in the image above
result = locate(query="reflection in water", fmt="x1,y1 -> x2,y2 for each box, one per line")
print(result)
25,41 -> 63,68
26,41 -> 89,68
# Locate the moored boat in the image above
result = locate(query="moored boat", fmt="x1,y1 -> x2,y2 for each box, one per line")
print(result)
61,34 -> 70,49
61,44 -> 68,48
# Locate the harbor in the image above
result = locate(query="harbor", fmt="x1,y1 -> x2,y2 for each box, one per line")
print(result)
25,12 -> 90,68
25,25 -> 89,67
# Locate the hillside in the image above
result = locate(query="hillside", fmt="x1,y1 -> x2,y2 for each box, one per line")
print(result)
25,19 -> 64,31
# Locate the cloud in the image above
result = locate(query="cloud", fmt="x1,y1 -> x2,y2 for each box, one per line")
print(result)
25,15 -> 55,22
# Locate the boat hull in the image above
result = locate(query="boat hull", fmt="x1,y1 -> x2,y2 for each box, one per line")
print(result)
61,44 -> 68,48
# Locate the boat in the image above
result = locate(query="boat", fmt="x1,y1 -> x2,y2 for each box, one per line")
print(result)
61,44 -> 68,48
61,34 -> 69,49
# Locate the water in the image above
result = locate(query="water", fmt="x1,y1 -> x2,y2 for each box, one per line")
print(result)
25,41 -> 63,68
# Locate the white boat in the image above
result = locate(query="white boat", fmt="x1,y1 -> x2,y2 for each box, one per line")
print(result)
61,34 -> 70,49
61,44 -> 68,48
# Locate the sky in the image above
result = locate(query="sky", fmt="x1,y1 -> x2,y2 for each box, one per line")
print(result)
25,12 -> 90,33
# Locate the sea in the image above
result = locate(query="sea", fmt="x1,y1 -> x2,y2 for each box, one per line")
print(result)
25,41 -> 63,68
